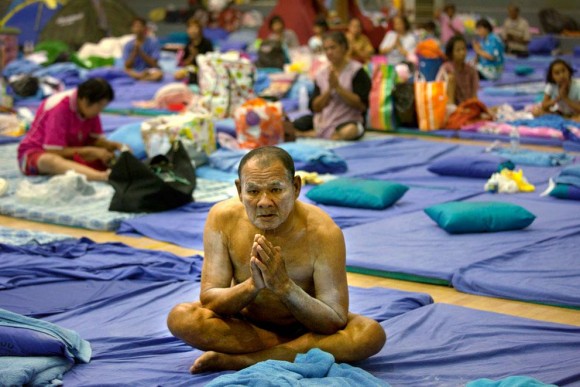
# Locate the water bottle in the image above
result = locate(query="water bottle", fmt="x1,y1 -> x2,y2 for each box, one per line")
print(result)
148,132 -> 162,156
510,126 -> 520,153
298,84 -> 309,112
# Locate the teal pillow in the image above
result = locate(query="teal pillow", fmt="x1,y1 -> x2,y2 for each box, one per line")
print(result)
306,178 -> 409,209
424,201 -> 536,234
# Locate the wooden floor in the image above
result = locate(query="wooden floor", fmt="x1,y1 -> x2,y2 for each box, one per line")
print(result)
2,135 -> 579,327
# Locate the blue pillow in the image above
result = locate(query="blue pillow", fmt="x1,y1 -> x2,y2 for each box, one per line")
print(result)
306,178 -> 409,209
424,201 -> 536,234
107,122 -> 146,159
0,326 -> 66,357
549,184 -> 580,201
428,155 -> 513,178
528,35 -> 558,55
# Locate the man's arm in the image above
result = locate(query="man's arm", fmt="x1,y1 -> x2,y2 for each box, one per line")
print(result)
199,204 -> 262,316
253,224 -> 349,334
92,136 -> 124,152
45,146 -> 113,163
137,41 -> 161,68
124,41 -> 139,69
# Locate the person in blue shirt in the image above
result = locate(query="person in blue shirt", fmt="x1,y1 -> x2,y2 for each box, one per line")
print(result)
123,17 -> 163,82
472,18 -> 504,81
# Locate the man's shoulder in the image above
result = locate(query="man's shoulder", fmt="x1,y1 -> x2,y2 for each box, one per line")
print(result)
297,201 -> 341,237
209,198 -> 244,220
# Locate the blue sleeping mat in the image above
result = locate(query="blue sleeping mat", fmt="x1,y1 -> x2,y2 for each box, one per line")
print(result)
105,77 -> 176,112
365,303 -> 580,386
0,135 -> 22,145
456,130 -> 565,147
0,226 -> 73,246
0,239 -> 434,386
0,113 -> 143,146
344,193 -> 580,284
453,231 -> 580,308
100,114 -> 145,134
332,137 -> 458,179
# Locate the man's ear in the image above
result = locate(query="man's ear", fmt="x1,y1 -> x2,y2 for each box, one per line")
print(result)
293,175 -> 302,199
235,179 -> 242,201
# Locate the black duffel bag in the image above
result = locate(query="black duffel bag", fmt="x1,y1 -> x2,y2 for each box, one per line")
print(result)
108,140 -> 196,213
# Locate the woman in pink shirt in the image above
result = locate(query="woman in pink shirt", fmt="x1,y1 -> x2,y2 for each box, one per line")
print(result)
17,78 -> 123,181
292,31 -> 371,140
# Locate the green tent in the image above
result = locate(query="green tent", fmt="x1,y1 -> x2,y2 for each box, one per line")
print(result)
39,0 -> 137,49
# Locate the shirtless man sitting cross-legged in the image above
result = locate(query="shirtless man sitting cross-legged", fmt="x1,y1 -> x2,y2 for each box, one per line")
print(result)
167,146 -> 386,373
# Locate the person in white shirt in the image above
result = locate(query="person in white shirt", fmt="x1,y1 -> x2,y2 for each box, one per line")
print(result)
534,59 -> 580,120
501,5 -> 530,57
379,16 -> 416,65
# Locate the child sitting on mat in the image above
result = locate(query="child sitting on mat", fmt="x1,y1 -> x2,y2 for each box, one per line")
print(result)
472,18 -> 505,81
437,35 -> 479,106
17,78 -> 124,182
533,58 -> 580,120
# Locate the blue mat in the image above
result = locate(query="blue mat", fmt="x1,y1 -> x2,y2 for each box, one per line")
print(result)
456,130 -> 565,147
100,114 -> 146,134
332,138 -> 458,179
344,194 -> 580,284
364,303 -> 580,386
105,77 -> 176,112
453,231 -> 580,308
0,135 -> 22,145
0,226 -> 73,246
0,239 -> 433,386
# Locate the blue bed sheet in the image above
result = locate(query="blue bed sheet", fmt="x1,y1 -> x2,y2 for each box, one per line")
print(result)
344,194 -> 580,283
361,303 -> 580,386
453,231 -> 580,308
0,239 -> 434,387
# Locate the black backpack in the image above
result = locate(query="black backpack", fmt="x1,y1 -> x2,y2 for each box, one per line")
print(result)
108,141 -> 197,213
255,39 -> 286,69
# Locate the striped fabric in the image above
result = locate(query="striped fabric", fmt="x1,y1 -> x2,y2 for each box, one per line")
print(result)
415,77 -> 448,131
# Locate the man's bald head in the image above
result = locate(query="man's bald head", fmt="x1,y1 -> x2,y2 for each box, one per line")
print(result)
238,146 -> 295,183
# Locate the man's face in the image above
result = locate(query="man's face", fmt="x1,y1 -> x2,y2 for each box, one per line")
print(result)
236,159 -> 299,231
131,21 -> 146,36
508,6 -> 518,20
78,97 -> 108,119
